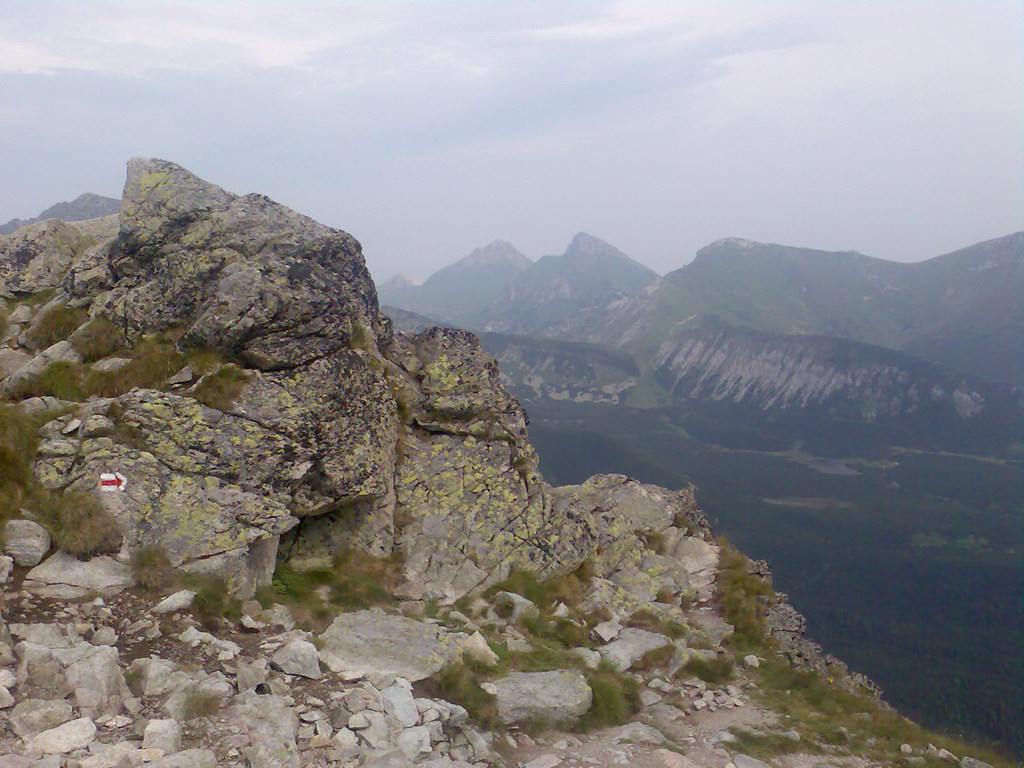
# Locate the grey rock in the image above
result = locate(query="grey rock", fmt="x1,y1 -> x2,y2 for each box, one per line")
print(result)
397,725 -> 432,758
226,692 -> 299,768
381,682 -> 419,727
0,555 -> 12,586
89,356 -> 132,373
960,759 -> 995,768
486,669 -> 592,724
33,717 -> 97,754
733,756 -> 772,768
271,638 -> 321,679
363,751 -> 415,768
599,628 -> 672,671
152,590 -> 196,614
319,611 -> 457,682
142,719 -> 182,754
23,552 -> 132,599
0,340 -> 82,397
608,721 -> 667,744
3,520 -> 51,567
0,686 -> 13,708
9,698 -> 74,739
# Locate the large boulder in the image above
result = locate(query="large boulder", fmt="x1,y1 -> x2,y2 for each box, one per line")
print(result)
318,611 -> 458,682
484,669 -> 592,725
225,693 -> 299,768
2,520 -> 50,567
0,217 -> 115,299
22,552 -> 133,599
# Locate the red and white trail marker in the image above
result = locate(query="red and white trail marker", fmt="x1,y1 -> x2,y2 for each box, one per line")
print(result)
99,472 -> 127,492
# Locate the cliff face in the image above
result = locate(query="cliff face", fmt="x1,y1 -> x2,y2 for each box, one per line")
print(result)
652,325 -> 988,420
0,159 -> 708,608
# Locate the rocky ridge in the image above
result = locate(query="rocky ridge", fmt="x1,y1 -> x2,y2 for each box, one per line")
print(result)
0,159 -> 1010,768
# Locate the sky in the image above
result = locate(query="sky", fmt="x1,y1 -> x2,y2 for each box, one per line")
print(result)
0,1 -> 1021,281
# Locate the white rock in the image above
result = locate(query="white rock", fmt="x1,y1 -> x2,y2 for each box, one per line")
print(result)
743,654 -> 760,668
0,554 -> 13,585
23,552 -> 133,598
598,628 -> 671,671
152,590 -> 196,613
33,717 -> 97,754
3,519 -> 50,567
143,718 -> 182,754
0,686 -> 14,708
459,631 -> 499,667
397,725 -> 432,758
592,619 -> 622,643
381,683 -> 419,727
271,638 -> 321,679
489,669 -> 592,725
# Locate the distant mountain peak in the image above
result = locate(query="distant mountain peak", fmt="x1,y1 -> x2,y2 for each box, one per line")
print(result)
457,240 -> 531,270
565,231 -> 628,258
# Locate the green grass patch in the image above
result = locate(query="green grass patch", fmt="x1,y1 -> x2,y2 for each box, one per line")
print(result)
25,303 -> 86,351
9,360 -> 87,401
679,653 -> 734,685
0,405 -> 41,519
84,335 -> 184,397
431,662 -> 501,730
181,573 -> 242,626
71,317 -> 125,363
624,609 -> 686,640
576,661 -> 642,731
717,539 -> 774,647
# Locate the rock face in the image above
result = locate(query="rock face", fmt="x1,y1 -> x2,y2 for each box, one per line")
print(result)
0,158 -> 729,605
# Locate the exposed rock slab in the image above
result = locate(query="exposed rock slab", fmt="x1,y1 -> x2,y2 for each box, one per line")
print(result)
22,553 -> 133,599
318,612 -> 457,682
485,669 -> 592,725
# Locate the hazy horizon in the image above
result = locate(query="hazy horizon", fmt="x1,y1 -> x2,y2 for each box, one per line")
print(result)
2,1 -> 1021,281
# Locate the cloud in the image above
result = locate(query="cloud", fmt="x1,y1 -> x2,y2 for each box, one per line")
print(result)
0,1 -> 1020,277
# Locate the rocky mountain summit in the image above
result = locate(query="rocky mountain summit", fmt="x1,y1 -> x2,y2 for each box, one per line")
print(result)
0,159 -> 1011,768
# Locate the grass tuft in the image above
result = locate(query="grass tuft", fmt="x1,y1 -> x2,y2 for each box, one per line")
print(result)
35,489 -> 122,557
717,539 -> 774,647
9,360 -> 86,402
680,654 -> 734,685
130,545 -> 178,592
576,661 -> 642,731
191,363 -> 250,411
84,335 -> 184,397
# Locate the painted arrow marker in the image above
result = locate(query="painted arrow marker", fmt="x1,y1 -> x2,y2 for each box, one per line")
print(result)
99,472 -> 127,492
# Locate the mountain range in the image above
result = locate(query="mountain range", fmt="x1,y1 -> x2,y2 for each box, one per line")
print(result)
382,229 -> 1024,751
383,231 -> 1024,387
0,193 -> 120,236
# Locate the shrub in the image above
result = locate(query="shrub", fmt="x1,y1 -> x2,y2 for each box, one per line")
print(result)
130,545 -> 178,592
25,303 -> 87,350
10,360 -> 86,401
433,663 -> 500,730
680,654 -> 734,685
182,573 -> 242,625
191,364 -> 250,411
576,662 -> 642,731
71,317 -> 124,363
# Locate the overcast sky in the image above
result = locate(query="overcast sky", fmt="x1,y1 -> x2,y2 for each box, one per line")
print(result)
1,1 -> 1021,280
